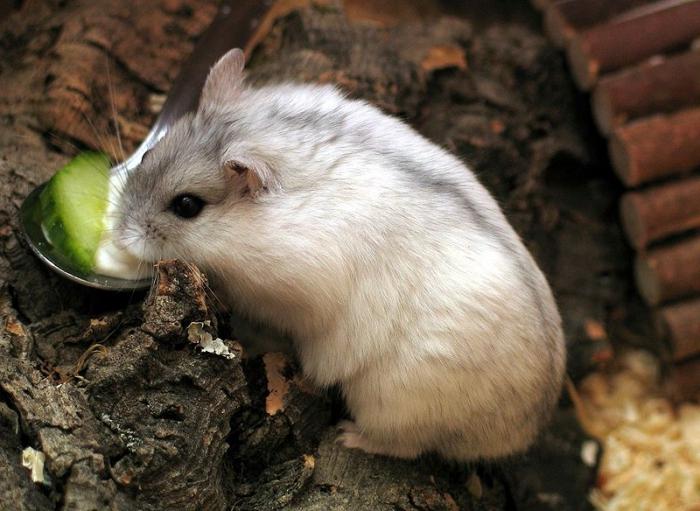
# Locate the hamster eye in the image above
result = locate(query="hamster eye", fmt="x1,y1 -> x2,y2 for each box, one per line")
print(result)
169,194 -> 205,219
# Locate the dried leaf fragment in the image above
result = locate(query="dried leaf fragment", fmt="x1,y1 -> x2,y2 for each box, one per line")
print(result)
263,352 -> 290,416
585,319 -> 607,341
421,45 -> 467,72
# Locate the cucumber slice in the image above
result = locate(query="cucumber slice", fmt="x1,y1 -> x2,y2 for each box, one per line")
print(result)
39,152 -> 111,272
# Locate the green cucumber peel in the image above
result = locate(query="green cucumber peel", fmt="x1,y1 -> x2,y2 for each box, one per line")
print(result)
39,152 -> 111,272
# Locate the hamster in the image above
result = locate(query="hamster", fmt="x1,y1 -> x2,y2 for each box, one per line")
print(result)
114,48 -> 566,461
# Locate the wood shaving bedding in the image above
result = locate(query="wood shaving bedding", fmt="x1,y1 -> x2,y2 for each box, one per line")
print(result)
577,351 -> 700,511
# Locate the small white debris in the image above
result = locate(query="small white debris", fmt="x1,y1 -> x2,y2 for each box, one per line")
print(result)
148,93 -> 166,114
537,493 -> 563,506
581,440 -> 599,467
21,447 -> 46,484
187,321 -> 236,360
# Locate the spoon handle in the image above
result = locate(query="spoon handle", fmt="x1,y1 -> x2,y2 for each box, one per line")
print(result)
120,0 -> 272,172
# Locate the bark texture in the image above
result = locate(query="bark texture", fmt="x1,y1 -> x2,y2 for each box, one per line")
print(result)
1,1 -> 635,509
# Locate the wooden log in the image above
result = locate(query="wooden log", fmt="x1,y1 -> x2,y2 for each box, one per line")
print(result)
544,0 -> 650,48
656,298 -> 700,361
592,50 -> 700,135
609,107 -> 700,186
635,235 -> 700,306
567,0 -> 700,90
620,176 -> 700,249
0,0 -> 604,507
670,356 -> 700,401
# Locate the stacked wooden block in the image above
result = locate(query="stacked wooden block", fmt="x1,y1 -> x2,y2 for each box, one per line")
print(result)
532,0 -> 700,399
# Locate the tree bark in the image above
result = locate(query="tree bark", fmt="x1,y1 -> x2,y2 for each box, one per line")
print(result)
1,1 -> 618,509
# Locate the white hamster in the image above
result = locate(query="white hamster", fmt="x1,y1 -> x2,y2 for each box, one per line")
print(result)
115,48 -> 566,460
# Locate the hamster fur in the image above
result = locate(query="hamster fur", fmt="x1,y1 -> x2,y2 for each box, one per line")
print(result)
116,49 -> 566,460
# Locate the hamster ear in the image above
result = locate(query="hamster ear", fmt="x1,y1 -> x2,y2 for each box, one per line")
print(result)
199,48 -> 246,108
224,158 -> 274,197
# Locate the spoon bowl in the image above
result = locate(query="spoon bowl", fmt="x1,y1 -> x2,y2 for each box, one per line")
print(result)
20,182 -> 153,290
18,1 -> 270,291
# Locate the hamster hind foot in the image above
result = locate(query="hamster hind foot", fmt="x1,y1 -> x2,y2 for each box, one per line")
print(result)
335,420 -> 424,459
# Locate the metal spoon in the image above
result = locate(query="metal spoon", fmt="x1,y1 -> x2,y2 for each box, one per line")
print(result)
19,0 -> 271,291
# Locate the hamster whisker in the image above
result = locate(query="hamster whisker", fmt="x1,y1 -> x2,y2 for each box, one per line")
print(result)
105,57 -> 127,165
124,251 -> 147,308
202,257 -> 236,313
167,250 -> 222,310
195,264 -> 227,313
78,109 -> 118,164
